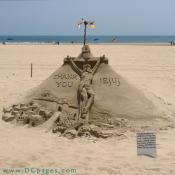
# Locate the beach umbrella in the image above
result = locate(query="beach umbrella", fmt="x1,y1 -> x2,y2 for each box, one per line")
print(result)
89,21 -> 96,29
93,38 -> 99,42
77,19 -> 96,45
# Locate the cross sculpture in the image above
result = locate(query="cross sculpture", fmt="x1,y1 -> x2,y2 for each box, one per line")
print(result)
65,20 -> 108,123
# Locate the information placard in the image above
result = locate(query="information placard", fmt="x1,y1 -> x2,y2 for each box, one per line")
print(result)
137,132 -> 156,158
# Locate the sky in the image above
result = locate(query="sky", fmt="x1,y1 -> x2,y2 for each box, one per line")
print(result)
0,0 -> 175,35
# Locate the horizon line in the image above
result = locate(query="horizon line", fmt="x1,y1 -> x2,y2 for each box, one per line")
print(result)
1,34 -> 175,36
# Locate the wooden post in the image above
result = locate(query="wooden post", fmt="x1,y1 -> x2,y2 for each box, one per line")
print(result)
31,63 -> 33,78
84,21 -> 88,45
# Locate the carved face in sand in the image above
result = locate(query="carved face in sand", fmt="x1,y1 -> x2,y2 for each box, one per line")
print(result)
83,64 -> 92,73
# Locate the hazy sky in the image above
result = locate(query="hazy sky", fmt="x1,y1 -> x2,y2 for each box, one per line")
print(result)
0,0 -> 175,35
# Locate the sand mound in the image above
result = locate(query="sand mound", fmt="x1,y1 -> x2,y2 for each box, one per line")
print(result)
1,45 -> 163,137
25,62 -> 159,122
92,63 -> 158,120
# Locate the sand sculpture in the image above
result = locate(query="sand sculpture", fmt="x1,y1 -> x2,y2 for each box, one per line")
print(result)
2,44 -> 159,138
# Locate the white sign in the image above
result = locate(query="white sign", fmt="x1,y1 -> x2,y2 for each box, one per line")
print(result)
137,132 -> 156,158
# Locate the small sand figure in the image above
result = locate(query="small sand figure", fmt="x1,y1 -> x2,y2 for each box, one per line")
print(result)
68,54 -> 104,122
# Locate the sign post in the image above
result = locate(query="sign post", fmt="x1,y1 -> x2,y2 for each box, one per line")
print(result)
31,63 -> 33,78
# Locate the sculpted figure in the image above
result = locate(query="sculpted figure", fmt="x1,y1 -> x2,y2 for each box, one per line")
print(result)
68,56 -> 103,122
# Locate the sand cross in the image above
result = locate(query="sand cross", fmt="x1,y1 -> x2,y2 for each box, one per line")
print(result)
66,45 -> 105,123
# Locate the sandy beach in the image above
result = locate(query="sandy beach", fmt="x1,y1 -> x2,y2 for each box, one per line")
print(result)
0,44 -> 175,175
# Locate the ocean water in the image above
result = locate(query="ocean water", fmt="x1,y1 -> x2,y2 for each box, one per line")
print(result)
0,35 -> 175,44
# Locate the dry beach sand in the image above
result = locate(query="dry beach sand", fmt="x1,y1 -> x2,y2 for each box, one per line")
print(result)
0,44 -> 175,175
